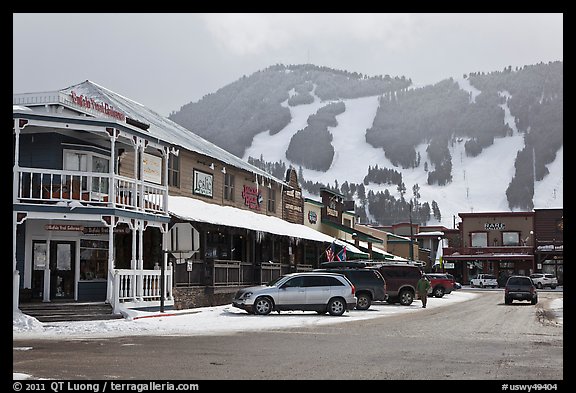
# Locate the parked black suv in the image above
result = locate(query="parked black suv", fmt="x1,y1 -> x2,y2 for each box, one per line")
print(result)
504,275 -> 538,305
314,267 -> 387,310
320,260 -> 421,306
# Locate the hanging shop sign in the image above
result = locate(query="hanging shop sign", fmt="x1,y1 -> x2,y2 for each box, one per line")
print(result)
242,185 -> 262,210
193,169 -> 213,198
45,224 -> 83,232
70,91 -> 126,121
485,222 -> 505,230
142,153 -> 162,184
308,211 -> 318,224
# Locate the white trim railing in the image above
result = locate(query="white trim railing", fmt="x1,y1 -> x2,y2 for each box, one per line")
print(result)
16,167 -> 167,215
111,266 -> 173,313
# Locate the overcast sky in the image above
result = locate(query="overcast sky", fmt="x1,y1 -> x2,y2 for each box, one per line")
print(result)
13,13 -> 563,117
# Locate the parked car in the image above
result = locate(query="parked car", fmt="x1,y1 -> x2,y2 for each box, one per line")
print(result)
232,272 -> 357,316
320,260 -> 421,306
314,267 -> 387,310
470,274 -> 498,288
445,273 -> 461,290
504,275 -> 538,305
529,273 -> 558,289
368,262 -> 421,306
425,273 -> 454,298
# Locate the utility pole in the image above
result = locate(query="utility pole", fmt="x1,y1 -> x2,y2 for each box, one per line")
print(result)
409,201 -> 414,262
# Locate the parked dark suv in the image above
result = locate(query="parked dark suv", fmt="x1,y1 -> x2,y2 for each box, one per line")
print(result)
320,260 -> 421,306
314,267 -> 387,310
504,275 -> 538,305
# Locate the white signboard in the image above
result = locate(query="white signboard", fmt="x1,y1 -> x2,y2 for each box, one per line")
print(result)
193,170 -> 213,198
142,153 -> 162,184
166,222 -> 200,261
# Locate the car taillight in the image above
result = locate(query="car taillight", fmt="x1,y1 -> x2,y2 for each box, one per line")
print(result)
351,284 -> 356,295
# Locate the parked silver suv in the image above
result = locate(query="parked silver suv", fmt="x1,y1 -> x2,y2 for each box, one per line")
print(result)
232,272 -> 357,316
529,273 -> 558,289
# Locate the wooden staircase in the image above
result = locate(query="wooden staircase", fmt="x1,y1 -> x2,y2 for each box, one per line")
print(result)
18,301 -> 124,323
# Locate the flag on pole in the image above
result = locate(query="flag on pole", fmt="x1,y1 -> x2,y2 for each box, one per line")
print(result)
337,246 -> 346,261
326,244 -> 335,262
433,239 -> 444,268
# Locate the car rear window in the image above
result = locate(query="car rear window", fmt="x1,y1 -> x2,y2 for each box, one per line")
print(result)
507,277 -> 531,286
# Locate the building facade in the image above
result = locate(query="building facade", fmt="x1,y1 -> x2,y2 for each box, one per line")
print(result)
442,212 -> 535,285
13,81 -> 334,314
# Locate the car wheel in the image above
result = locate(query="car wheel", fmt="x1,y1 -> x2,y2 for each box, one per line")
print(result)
398,289 -> 414,306
479,282 -> 484,288
253,297 -> 273,315
537,282 -> 543,289
551,285 -> 557,289
505,297 -> 512,305
327,297 -> 346,316
433,287 -> 445,298
356,293 -> 372,310
531,297 -> 538,305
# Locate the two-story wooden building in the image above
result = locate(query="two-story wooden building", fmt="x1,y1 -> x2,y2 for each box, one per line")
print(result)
442,211 -> 535,285
13,80 -> 334,314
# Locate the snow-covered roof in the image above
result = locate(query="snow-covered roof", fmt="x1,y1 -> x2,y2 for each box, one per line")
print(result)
414,231 -> 444,237
168,195 -> 334,243
16,80 -> 285,186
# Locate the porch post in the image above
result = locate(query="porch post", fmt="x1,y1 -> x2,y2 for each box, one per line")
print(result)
131,219 -> 137,301
137,220 -> 144,301
13,212 -> 19,311
13,120 -> 21,310
106,216 -> 115,304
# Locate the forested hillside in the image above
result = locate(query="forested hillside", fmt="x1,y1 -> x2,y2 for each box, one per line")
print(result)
170,61 -> 563,225
169,64 -> 411,157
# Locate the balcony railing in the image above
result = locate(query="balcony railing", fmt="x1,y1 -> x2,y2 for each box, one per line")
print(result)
443,246 -> 533,256
16,167 -> 167,215
111,266 -> 174,314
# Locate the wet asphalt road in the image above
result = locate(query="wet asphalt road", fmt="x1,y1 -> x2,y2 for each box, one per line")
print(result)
13,290 -> 563,381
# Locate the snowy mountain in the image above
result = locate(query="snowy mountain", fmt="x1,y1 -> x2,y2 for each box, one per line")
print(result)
169,63 -> 563,229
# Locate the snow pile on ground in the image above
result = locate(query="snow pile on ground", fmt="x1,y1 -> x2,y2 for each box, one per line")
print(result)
13,291 -> 479,340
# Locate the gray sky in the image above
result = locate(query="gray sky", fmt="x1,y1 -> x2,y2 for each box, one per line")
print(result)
13,13 -> 563,117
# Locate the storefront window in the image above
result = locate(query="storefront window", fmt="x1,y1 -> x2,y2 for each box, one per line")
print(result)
224,173 -> 235,201
267,189 -> 276,213
502,232 -> 520,246
471,232 -> 487,247
80,239 -> 108,280
168,153 -> 180,187
206,231 -> 231,259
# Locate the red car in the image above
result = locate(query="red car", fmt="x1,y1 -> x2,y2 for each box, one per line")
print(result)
425,273 -> 455,298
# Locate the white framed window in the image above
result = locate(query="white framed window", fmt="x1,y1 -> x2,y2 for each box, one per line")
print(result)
471,232 -> 487,247
502,231 -> 520,246
63,149 -> 110,193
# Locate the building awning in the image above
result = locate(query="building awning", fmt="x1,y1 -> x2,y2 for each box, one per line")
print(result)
169,196 -> 335,243
332,239 -> 369,259
321,219 -> 383,244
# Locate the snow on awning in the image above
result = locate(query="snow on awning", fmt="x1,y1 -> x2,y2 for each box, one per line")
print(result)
168,195 -> 334,243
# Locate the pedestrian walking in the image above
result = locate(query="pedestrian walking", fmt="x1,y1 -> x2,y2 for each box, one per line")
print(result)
417,272 -> 431,308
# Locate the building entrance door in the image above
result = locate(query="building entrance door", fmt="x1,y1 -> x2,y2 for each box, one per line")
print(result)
49,241 -> 76,299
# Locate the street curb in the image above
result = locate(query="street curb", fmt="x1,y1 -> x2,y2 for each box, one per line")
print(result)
132,310 -> 201,320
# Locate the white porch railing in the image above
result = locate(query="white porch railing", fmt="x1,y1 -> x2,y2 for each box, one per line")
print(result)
16,167 -> 167,215
111,265 -> 174,314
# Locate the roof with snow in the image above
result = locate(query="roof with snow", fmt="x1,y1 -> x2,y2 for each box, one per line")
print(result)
14,80 -> 286,186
